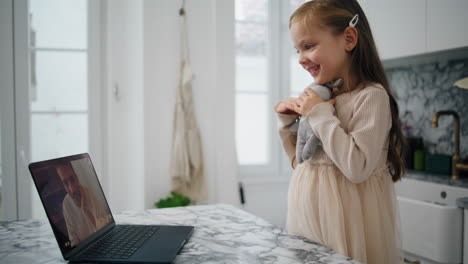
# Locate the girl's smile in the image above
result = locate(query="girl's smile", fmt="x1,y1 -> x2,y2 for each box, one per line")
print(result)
305,64 -> 321,77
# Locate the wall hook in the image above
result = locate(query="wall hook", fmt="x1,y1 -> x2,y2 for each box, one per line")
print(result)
113,83 -> 120,101
179,0 -> 186,16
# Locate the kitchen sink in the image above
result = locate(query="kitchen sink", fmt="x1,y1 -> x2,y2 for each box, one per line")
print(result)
395,177 -> 468,264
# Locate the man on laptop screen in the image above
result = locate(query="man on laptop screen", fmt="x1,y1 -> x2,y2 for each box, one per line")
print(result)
57,161 -> 112,247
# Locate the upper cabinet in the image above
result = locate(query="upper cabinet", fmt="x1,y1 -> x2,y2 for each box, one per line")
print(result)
426,0 -> 468,53
365,0 -> 426,60
359,0 -> 468,60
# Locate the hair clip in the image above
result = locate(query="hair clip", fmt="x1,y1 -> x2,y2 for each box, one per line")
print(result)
349,14 -> 359,27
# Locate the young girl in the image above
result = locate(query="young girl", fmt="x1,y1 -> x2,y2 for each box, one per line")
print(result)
275,0 -> 405,263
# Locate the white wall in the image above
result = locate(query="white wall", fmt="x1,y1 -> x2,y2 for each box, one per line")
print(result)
103,0 -> 239,212
242,178 -> 289,228
105,0 -> 145,211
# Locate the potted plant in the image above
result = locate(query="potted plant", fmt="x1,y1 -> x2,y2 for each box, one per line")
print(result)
155,192 -> 191,208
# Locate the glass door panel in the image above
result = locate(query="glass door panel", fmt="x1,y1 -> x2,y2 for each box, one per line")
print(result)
29,0 -> 89,219
235,0 -> 269,166
29,0 -> 87,49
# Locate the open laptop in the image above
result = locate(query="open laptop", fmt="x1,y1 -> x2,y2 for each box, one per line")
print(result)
29,153 -> 193,263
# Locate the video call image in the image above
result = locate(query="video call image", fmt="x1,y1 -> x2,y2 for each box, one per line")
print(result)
31,157 -> 112,249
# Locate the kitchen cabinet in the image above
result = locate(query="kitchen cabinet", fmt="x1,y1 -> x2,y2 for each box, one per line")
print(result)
426,0 -> 468,53
364,0 -> 426,60
360,0 -> 468,60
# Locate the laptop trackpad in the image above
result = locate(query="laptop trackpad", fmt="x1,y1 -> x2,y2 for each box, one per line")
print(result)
130,225 -> 193,263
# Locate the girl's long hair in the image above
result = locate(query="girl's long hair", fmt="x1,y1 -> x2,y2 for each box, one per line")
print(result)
290,0 -> 405,182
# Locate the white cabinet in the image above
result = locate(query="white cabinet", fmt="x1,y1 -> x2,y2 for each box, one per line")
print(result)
365,0 -> 426,60
426,0 -> 468,53
362,0 -> 468,60
396,177 -> 468,264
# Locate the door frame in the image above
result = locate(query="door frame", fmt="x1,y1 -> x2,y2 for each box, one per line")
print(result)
0,0 -> 19,221
13,0 -> 32,221
0,0 -> 31,221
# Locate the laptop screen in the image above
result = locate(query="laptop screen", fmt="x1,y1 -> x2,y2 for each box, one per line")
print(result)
29,153 -> 114,254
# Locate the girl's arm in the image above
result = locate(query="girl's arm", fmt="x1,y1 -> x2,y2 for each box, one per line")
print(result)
277,113 -> 299,168
304,86 -> 392,183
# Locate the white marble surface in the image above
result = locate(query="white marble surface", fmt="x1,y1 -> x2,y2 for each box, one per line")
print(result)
0,204 -> 359,264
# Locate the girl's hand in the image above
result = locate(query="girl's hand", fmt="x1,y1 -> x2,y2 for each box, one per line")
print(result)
295,88 -> 336,115
275,97 -> 300,115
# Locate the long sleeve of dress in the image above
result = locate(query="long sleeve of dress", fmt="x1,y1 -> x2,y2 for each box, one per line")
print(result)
277,113 -> 299,168
304,86 -> 392,183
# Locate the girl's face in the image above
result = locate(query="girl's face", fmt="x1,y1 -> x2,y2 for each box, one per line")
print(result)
290,17 -> 351,86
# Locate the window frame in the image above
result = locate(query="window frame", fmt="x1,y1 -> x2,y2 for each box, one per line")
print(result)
237,0 -> 296,180
87,0 -> 105,185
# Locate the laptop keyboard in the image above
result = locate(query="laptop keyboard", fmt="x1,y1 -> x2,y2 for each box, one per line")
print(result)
80,225 -> 159,260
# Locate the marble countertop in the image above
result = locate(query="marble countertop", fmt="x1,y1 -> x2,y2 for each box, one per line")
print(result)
0,204 -> 359,264
405,170 -> 468,188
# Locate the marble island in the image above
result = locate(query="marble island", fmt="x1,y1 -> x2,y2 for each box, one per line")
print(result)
0,204 -> 359,264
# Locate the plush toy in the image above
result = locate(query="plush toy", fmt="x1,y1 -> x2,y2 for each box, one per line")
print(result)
295,79 -> 343,164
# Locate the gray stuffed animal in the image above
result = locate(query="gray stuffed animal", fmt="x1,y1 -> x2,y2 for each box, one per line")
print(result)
295,79 -> 343,164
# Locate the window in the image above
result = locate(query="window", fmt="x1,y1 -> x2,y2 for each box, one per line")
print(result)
235,0 -> 269,166
29,0 -> 90,218
29,0 -> 89,162
235,0 -> 312,177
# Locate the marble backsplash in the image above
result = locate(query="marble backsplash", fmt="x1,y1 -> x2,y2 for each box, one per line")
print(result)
385,47 -> 468,158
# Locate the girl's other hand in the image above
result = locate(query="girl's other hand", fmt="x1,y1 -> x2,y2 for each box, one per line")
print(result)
275,97 -> 300,115
295,88 -> 336,115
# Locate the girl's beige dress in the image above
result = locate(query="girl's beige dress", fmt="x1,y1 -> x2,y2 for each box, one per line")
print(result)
278,83 -> 402,264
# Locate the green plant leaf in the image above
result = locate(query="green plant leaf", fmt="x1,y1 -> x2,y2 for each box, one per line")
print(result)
154,192 -> 191,208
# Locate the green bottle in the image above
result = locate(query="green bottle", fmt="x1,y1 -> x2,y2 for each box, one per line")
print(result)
414,149 -> 425,171
413,137 -> 425,171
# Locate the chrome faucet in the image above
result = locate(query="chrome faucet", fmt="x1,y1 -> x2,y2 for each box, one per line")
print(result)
432,110 -> 468,180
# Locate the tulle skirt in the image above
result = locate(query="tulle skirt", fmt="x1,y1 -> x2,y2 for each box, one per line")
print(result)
287,158 -> 402,264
